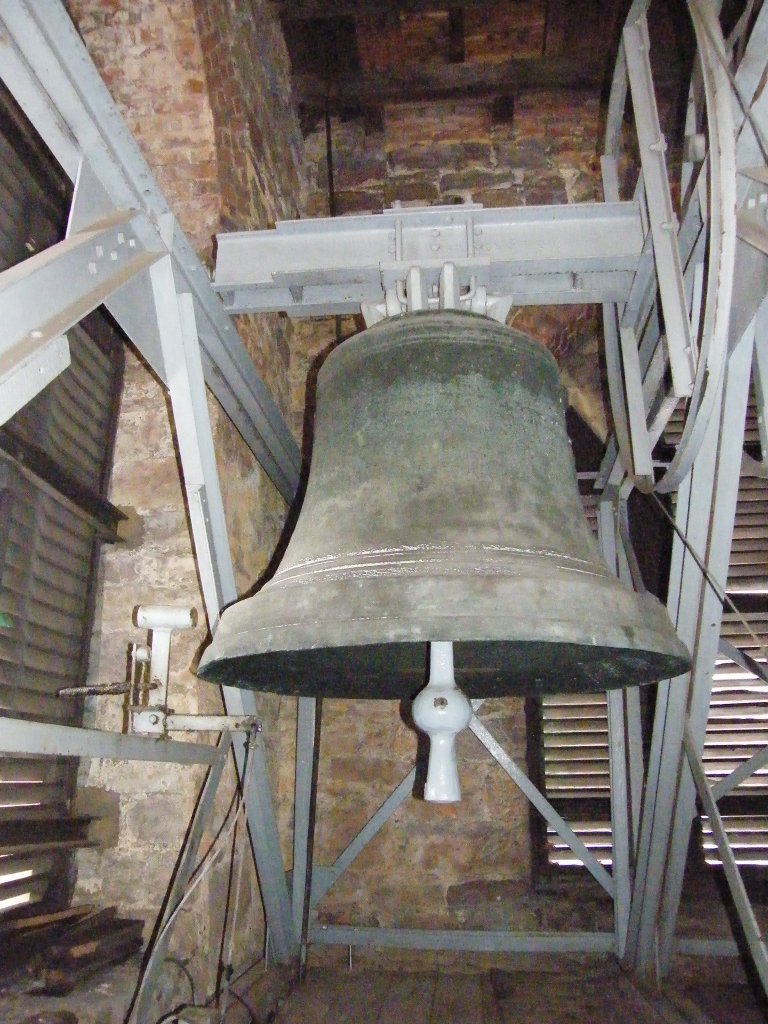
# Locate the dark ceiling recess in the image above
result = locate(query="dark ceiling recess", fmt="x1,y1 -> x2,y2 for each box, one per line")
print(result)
278,1 -> 646,134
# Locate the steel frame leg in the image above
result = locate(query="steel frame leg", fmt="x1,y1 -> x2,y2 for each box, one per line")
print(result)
149,259 -> 297,962
292,696 -> 317,962
599,491 -> 645,958
626,318 -> 755,977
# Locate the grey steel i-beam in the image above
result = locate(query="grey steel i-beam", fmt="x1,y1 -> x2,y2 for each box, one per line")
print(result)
311,924 -> 616,954
149,265 -> 297,962
0,717 -> 219,766
598,493 -> 644,959
213,200 -> 645,316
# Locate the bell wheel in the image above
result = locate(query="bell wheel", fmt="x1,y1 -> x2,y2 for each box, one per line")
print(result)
602,0 -> 739,494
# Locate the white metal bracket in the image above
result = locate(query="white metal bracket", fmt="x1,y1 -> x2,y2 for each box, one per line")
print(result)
129,605 -> 261,736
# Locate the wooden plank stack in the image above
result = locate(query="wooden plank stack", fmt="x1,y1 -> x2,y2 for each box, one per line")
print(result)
0,905 -> 144,995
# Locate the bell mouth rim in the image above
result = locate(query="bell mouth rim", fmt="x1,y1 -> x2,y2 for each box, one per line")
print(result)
197,638 -> 690,700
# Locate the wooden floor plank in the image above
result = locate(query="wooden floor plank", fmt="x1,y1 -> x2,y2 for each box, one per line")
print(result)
274,967 -> 682,1024
375,971 -> 437,1024
430,972 -> 488,1023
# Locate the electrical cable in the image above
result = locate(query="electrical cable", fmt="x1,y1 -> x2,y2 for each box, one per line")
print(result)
224,986 -> 258,1023
218,807 -> 249,1022
165,956 -> 196,1006
130,735 -> 256,1024
651,492 -> 768,663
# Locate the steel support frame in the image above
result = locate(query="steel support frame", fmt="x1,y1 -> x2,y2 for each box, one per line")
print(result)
0,716 -> 219,766
136,256 -> 298,962
598,490 -> 645,959
291,701 -> 629,956
0,0 -> 299,968
684,724 -> 768,990
310,925 -> 616,954
213,200 -> 645,318
2,0 -> 765,979
626,307 -> 757,978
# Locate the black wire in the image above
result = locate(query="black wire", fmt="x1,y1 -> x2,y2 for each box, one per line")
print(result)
165,956 -> 196,1005
226,987 -> 259,1023
324,70 -> 336,219
214,808 -> 241,1004
324,61 -> 344,347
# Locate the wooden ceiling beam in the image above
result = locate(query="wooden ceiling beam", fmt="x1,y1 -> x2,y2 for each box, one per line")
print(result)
274,0 -> 514,19
448,8 -> 466,64
293,57 -> 605,108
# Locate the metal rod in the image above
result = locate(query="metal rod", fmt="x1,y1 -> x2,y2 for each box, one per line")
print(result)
311,766 -> 417,907
684,722 -> 768,994
469,717 -> 614,897
710,743 -> 768,804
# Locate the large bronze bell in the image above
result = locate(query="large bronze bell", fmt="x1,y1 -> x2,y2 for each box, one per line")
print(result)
198,311 -> 688,699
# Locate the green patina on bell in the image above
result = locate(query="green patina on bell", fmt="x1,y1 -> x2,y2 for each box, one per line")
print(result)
199,310 -> 689,698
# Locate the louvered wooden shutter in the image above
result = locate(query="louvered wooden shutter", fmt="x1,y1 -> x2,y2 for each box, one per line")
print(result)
0,85 -> 123,917
541,482 -> 613,867
664,399 -> 768,867
543,400 -> 768,874
701,446 -> 768,868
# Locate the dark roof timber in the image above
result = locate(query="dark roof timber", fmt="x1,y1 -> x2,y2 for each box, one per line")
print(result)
274,0 -> 518,18
294,57 -> 605,109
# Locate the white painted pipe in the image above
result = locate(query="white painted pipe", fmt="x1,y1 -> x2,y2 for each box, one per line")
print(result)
135,606 -> 197,631
132,607 -> 197,736
412,641 -> 473,802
